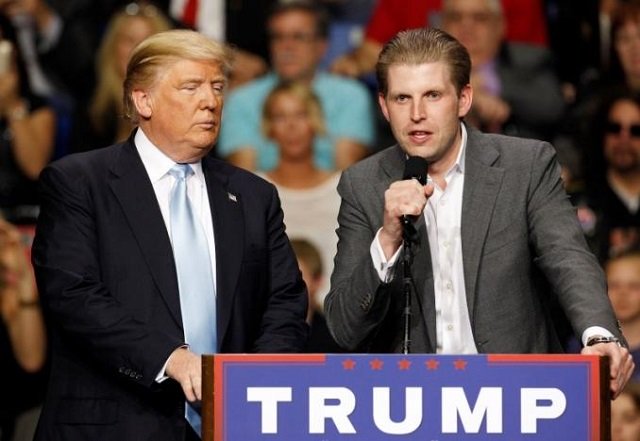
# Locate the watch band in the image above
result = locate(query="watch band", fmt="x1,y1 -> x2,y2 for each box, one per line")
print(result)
586,335 -> 620,346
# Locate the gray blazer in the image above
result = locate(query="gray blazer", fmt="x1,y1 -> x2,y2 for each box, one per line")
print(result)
324,125 -> 621,353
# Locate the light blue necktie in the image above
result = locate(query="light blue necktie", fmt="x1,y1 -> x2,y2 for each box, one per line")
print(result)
169,164 -> 217,438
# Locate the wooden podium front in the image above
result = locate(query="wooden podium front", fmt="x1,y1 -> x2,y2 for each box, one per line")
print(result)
202,354 -> 610,441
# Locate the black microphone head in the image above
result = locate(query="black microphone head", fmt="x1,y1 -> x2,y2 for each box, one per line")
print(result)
403,156 -> 428,185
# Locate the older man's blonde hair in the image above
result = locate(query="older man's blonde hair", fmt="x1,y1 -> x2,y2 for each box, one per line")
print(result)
123,29 -> 232,123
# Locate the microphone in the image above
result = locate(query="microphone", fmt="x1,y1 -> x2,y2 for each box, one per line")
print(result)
401,156 -> 428,233
400,156 -> 428,354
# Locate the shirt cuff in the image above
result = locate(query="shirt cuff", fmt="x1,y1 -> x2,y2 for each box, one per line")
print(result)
155,344 -> 188,383
581,326 -> 614,347
370,228 -> 401,282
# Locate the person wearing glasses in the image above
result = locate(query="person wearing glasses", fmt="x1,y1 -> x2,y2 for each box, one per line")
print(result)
217,0 -> 375,173
581,90 -> 640,261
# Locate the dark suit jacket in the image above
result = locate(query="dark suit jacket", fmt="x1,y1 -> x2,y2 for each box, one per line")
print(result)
325,125 -> 622,354
497,43 -> 566,142
31,135 -> 308,440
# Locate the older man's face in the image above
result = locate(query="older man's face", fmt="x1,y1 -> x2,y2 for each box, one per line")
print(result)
133,59 -> 226,163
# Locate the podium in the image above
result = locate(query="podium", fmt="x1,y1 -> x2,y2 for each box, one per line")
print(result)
202,354 -> 610,440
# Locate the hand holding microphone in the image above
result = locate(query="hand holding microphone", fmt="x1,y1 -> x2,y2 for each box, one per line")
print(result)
401,156 -> 429,241
379,156 -> 432,259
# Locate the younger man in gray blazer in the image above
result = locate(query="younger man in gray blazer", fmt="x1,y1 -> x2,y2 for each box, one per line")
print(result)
324,27 -> 634,398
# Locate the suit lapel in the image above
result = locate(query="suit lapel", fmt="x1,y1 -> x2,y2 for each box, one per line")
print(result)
202,156 -> 244,348
109,140 -> 183,328
461,128 -> 504,319
380,146 -> 437,351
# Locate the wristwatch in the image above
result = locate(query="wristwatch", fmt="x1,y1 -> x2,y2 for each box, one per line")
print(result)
586,335 -> 620,346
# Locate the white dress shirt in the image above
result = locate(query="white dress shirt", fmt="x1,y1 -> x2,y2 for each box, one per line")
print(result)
371,124 -> 612,352
424,127 -> 476,354
372,124 -> 475,354
135,129 -> 218,289
134,129 -> 218,380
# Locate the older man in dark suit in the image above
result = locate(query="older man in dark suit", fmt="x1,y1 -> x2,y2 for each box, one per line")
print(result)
31,30 -> 308,440
324,27 -> 634,399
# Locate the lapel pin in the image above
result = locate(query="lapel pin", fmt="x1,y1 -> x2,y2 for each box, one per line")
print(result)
228,192 -> 237,202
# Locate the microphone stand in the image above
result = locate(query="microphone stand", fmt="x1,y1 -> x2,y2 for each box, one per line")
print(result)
399,156 -> 428,354
401,220 -> 418,354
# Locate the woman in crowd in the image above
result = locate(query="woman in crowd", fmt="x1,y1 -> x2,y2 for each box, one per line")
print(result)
73,2 -> 172,152
259,81 -> 341,309
0,217 -> 46,441
0,14 -> 55,220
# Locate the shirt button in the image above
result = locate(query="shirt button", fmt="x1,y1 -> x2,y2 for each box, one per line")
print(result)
443,241 -> 450,248
447,324 -> 454,331
446,281 -> 452,290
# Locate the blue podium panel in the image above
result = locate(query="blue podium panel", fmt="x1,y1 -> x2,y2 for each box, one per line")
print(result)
211,354 -> 606,441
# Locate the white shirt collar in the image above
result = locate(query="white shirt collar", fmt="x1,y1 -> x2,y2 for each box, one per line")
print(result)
452,122 -> 467,175
427,122 -> 467,182
134,128 -> 205,182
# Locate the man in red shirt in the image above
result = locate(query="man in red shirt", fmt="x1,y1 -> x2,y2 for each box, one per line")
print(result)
331,0 -> 548,78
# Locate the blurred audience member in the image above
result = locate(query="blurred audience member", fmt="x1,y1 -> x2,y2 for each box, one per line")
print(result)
168,0 -> 271,89
330,0 -> 548,80
440,0 -> 564,141
0,217 -> 46,441
317,0 -> 377,69
0,0 -> 67,99
290,238 -> 343,353
569,1 -> 640,109
0,0 -> 98,159
582,91 -> 640,260
258,81 -> 340,305
607,251 -> 640,380
612,381 -> 640,441
546,0 -> 620,104
566,1 -> 640,156
0,14 -> 55,220
607,1 -> 640,93
218,0 -> 375,172
70,3 -> 172,153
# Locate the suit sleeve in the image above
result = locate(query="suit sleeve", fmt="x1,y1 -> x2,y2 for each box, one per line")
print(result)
32,164 -> 182,388
324,170 -> 400,351
527,143 -> 622,341
250,183 -> 309,352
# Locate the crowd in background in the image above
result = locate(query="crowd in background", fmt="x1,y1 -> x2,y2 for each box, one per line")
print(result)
1,0 -> 640,440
